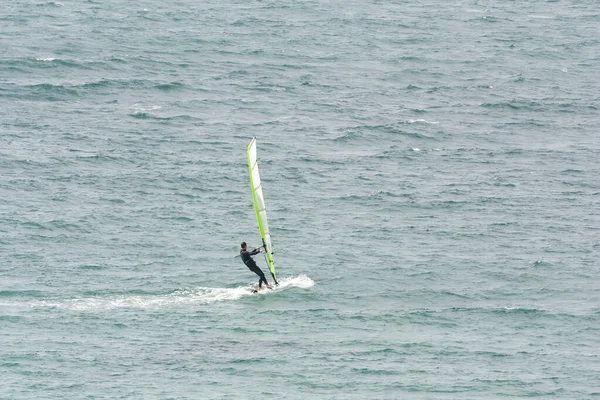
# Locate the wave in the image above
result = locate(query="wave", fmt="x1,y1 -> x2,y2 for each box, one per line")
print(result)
6,79 -> 187,101
528,15 -> 555,19
25,275 -> 314,311
128,112 -> 196,121
80,79 -> 158,89
0,290 -> 44,298
37,1 -> 63,7
447,306 -> 566,317
407,119 -> 439,125
333,124 -> 435,142
155,82 -> 185,91
26,83 -> 79,97
0,57 -> 93,70
133,104 -> 162,111
481,100 -> 564,112
351,367 -> 399,375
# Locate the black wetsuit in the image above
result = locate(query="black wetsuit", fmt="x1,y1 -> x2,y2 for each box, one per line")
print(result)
240,248 -> 269,288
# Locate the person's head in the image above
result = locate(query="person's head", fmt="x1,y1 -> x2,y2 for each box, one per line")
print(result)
241,242 -> 247,250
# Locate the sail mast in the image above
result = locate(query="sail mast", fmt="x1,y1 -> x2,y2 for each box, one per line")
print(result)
247,138 -> 277,283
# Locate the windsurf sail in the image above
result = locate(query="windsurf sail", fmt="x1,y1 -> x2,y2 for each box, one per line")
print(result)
247,138 -> 278,284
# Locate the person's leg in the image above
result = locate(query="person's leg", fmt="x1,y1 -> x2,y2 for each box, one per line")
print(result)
258,271 -> 270,288
250,266 -> 269,288
256,268 -> 269,288
260,276 -> 269,288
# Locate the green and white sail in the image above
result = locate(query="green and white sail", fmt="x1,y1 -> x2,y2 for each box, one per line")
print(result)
247,137 -> 277,283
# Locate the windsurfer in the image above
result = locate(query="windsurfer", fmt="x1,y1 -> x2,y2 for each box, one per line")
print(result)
240,242 -> 271,290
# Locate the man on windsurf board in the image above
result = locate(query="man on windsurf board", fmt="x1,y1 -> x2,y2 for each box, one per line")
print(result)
240,242 -> 272,291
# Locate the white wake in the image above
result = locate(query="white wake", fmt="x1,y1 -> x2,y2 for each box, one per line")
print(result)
27,275 -> 314,311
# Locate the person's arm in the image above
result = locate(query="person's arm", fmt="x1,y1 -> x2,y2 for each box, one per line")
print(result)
249,248 -> 261,256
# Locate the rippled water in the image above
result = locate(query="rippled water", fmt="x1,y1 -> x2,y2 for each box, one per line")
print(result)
1,0 -> 599,398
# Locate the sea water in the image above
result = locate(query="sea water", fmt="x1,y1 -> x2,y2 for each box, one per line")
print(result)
1,0 -> 599,398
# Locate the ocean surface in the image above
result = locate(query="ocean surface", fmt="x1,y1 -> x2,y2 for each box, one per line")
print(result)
1,0 -> 599,398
